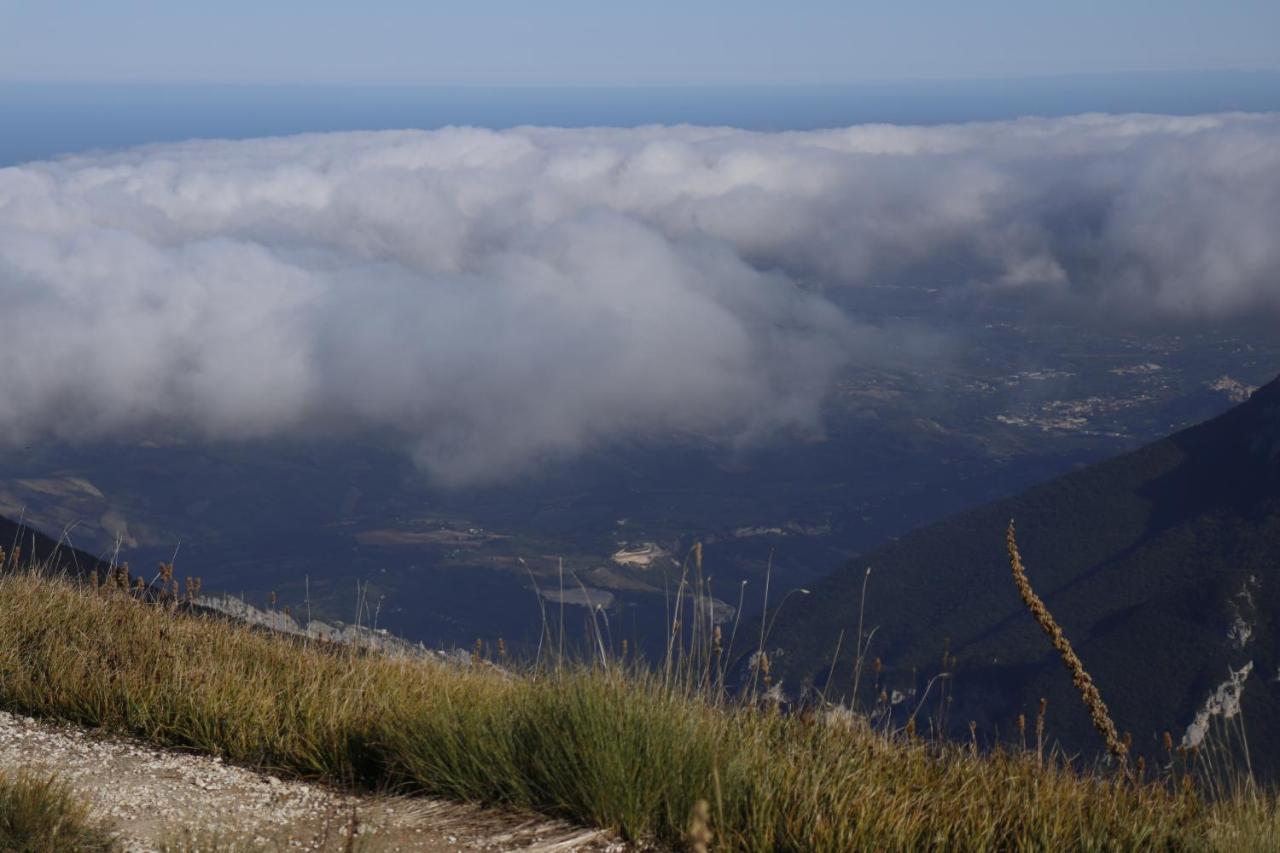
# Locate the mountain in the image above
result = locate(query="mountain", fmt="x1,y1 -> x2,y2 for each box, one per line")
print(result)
765,373 -> 1280,772
0,514 -> 104,579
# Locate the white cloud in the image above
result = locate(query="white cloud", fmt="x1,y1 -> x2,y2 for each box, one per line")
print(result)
1,114 -> 1277,481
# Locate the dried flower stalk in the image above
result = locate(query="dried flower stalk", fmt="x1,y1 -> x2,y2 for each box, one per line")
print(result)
1007,521 -> 1128,769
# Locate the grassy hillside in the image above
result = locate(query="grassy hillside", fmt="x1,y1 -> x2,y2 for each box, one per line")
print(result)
0,568 -> 1278,849
764,373 -> 1280,772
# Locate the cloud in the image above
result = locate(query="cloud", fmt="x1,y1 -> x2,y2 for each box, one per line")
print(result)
0,114 -> 1277,481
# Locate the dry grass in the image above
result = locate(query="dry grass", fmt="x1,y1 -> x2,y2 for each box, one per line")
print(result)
0,568 -> 1275,850
0,769 -> 116,852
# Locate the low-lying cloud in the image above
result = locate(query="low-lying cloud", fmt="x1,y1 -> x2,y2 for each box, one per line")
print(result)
1,114 -> 1277,481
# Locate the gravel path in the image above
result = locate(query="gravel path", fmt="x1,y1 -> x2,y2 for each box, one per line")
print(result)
0,711 -> 625,852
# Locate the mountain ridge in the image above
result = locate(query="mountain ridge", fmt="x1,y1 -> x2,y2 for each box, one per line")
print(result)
766,373 -> 1280,769
0,514 -> 104,578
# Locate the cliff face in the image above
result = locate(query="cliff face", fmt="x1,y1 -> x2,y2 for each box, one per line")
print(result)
767,374 -> 1280,773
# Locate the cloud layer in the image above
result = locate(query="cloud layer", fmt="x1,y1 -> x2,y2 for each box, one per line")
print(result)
1,114 -> 1277,481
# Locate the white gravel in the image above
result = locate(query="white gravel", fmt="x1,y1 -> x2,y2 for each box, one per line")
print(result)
0,710 -> 628,852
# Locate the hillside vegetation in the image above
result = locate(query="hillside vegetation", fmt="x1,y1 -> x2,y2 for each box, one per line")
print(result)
0,568 -> 1278,850
766,373 -> 1280,770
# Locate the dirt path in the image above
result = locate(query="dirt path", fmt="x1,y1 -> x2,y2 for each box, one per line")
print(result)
0,710 -> 625,852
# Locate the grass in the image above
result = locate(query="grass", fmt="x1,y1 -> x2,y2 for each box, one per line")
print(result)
0,568 -> 1278,850
0,769 -> 115,852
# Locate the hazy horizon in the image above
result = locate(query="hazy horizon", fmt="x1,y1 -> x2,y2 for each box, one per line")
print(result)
5,70 -> 1280,166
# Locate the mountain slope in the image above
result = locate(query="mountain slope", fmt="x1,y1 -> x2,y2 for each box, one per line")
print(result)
767,373 -> 1280,770
0,514 -> 103,578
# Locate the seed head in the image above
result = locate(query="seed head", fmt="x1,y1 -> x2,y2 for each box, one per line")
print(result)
1007,521 -> 1127,769
688,799 -> 712,853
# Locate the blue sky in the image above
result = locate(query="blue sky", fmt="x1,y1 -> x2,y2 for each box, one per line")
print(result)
2,0 -> 1278,86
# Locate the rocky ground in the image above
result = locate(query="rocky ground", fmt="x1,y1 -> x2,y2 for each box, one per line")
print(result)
0,710 -> 626,852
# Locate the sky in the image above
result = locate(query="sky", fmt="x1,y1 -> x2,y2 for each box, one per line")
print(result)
2,1 -> 1279,86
